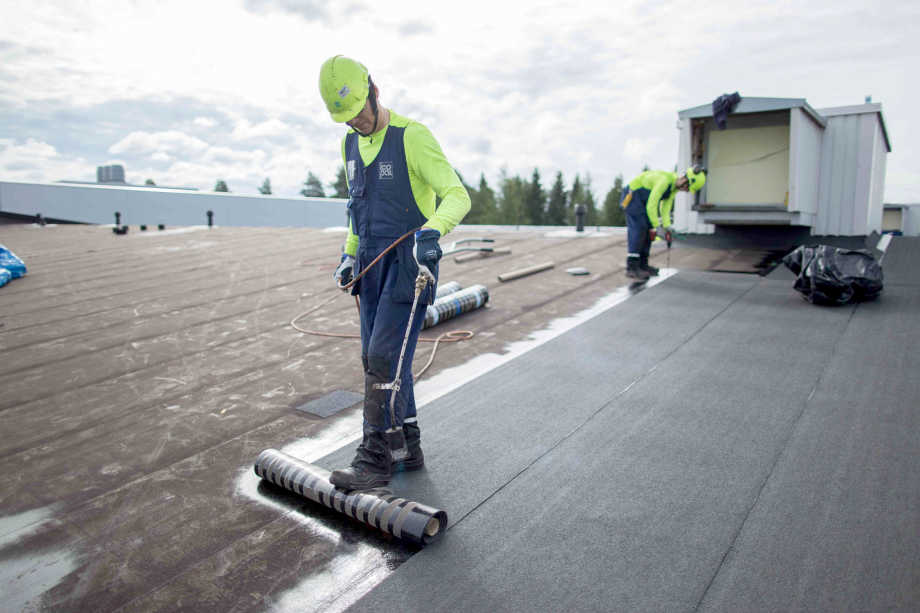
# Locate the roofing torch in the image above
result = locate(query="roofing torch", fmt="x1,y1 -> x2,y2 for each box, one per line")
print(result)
374,273 -> 429,460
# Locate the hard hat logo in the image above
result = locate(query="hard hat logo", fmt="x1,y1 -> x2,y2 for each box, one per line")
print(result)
338,85 -> 350,98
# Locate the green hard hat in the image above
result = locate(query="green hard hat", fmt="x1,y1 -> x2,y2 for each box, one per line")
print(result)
685,165 -> 707,192
318,55 -> 369,123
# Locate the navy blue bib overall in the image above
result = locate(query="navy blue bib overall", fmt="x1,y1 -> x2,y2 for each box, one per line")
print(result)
345,126 -> 436,433
622,183 -> 672,256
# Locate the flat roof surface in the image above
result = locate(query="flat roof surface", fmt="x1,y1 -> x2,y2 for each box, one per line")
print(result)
1,224 -> 916,611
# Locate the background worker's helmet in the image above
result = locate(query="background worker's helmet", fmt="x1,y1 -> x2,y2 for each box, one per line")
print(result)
685,165 -> 707,192
319,56 -> 370,123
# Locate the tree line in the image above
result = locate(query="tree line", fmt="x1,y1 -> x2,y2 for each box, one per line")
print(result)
209,167 -> 635,227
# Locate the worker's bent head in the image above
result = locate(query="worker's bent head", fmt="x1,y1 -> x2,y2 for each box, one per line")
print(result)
684,165 -> 707,192
319,55 -> 371,123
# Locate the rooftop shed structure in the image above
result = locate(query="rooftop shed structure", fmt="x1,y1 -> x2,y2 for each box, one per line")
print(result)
674,97 -> 890,236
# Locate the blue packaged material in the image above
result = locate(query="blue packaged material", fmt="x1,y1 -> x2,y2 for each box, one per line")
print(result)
0,244 -> 27,279
0,267 -> 10,287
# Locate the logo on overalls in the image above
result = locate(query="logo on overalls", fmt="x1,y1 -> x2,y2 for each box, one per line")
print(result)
378,161 -> 394,180
347,160 -> 356,183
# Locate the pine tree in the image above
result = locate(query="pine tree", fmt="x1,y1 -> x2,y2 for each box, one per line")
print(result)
329,167 -> 349,198
546,171 -> 567,225
583,174 -> 598,226
463,173 -> 499,225
214,179 -> 229,192
259,178 -> 272,195
144,178 -> 156,186
567,174 -> 584,225
523,168 -> 545,226
300,172 -> 325,197
602,174 -> 627,226
497,171 -> 525,225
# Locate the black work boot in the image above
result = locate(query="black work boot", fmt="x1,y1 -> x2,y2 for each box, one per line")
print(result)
626,256 -> 650,280
392,421 -> 425,472
639,253 -> 659,276
330,428 -> 392,490
331,363 -> 394,491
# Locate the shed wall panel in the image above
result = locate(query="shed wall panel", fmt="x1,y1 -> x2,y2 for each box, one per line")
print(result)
707,125 -> 790,205
851,114 -> 875,234
674,118 -> 714,234
817,114 -> 861,235
788,108 -> 822,215
867,119 -> 887,234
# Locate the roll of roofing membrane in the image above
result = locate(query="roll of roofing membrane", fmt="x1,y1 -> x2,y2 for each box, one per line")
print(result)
435,280 -> 463,299
423,284 -> 489,329
254,449 -> 447,545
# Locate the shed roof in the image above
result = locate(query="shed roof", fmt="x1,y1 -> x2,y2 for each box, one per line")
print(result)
678,96 -> 826,127
678,97 -> 892,153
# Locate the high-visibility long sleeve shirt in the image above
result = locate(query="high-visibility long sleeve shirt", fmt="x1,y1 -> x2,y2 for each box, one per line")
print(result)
340,110 -> 470,256
627,170 -> 678,228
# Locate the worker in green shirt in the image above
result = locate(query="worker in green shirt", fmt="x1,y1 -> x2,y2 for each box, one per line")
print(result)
620,166 -> 706,279
319,55 -> 471,490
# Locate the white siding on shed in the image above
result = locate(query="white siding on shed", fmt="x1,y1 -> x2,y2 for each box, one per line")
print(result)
867,116 -> 888,233
788,107 -> 822,215
674,118 -> 714,234
814,105 -> 889,235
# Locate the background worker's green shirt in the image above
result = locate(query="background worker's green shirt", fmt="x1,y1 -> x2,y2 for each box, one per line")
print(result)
340,111 -> 470,256
628,170 -> 678,228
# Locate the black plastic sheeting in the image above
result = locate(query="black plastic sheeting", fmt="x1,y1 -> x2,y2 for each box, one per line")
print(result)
254,449 -> 447,545
783,245 -> 883,305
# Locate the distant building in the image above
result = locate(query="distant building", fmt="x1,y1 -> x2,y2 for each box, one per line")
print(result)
58,164 -> 197,191
96,164 -> 126,184
883,203 -> 920,236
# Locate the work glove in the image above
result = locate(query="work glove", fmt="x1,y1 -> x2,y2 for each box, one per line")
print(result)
649,227 -> 659,242
663,226 -> 673,246
333,254 -> 355,290
413,228 -> 441,284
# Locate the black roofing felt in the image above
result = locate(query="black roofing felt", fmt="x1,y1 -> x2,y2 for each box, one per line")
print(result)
340,240 -> 920,612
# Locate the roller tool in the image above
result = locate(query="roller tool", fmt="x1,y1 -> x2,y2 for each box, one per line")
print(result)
374,273 -> 429,460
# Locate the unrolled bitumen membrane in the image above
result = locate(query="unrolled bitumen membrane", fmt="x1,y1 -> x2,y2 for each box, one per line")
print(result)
254,449 -> 447,545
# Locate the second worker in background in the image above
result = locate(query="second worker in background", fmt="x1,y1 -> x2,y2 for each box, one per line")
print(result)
620,166 -> 706,280
319,55 -> 471,490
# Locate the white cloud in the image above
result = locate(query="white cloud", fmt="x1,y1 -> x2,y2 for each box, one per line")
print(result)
229,118 -> 291,142
109,131 -> 210,157
0,138 -> 91,182
623,137 -> 660,163
193,117 -> 217,128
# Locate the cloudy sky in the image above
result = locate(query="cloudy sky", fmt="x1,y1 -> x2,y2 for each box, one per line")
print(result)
1,0 -> 918,201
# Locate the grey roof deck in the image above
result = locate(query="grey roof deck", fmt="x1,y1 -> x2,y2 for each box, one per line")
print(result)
1,224 -> 916,612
